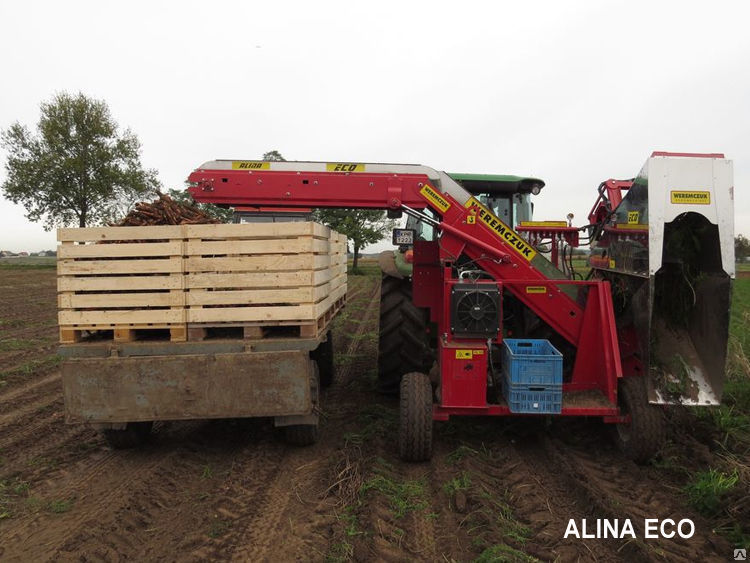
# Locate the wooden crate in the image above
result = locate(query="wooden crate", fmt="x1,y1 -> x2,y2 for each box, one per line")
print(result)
184,223 -> 347,338
57,226 -> 187,343
57,222 -> 348,343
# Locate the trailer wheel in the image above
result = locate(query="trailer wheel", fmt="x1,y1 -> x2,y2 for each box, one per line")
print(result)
613,376 -> 665,463
312,330 -> 334,388
399,372 -> 433,462
379,276 -> 432,394
285,361 -> 320,447
102,421 -> 153,449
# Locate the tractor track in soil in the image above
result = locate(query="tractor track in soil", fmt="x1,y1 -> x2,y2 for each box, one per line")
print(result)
193,275 -> 384,562
0,271 -> 384,562
0,267 -> 736,561
540,430 -> 731,562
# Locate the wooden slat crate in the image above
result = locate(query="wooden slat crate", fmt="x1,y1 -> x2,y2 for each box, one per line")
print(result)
57,226 -> 187,343
58,222 -> 348,343
184,223 -> 347,338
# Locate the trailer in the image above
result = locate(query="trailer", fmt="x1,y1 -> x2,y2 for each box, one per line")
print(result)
59,332 -> 333,447
57,222 -> 346,448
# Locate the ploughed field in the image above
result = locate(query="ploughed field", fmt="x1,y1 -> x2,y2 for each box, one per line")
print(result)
0,263 -> 746,562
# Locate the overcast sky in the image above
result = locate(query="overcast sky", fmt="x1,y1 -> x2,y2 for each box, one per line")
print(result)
1,0 -> 747,253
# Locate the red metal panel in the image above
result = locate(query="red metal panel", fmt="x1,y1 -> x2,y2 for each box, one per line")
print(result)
439,344 -> 488,408
188,170 -> 431,209
412,242 -> 441,317
569,282 -> 622,404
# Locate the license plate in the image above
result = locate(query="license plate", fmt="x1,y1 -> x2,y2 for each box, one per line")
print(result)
392,229 -> 415,245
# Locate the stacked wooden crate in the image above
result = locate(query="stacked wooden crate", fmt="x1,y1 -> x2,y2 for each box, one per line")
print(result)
57,226 -> 186,343
183,223 -> 347,339
57,223 -> 347,343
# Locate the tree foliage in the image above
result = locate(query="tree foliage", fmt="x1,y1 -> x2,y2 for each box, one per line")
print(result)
262,150 -> 285,161
736,234 -> 750,262
313,209 -> 395,268
1,92 -> 160,229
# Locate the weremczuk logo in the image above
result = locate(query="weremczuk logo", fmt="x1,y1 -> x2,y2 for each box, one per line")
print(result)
735,548 -> 747,561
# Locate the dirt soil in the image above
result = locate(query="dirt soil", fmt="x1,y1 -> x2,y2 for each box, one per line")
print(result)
0,268 -> 737,562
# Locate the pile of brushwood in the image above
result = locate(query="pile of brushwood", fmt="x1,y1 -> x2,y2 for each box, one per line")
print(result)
116,193 -> 220,226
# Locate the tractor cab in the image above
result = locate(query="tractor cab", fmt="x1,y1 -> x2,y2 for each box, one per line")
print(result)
385,173 -> 545,279
405,173 -> 544,242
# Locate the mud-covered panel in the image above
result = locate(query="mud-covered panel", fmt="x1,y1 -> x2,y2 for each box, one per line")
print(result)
62,351 -> 311,423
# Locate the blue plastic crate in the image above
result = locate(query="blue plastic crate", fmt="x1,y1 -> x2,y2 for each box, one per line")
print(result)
501,375 -> 562,414
502,339 -> 562,386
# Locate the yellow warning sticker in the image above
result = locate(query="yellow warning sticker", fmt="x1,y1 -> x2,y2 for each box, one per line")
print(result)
455,349 -> 484,359
671,190 -> 710,205
419,184 -> 451,213
326,163 -> 365,172
465,198 -> 537,261
525,286 -> 547,294
627,211 -> 640,224
232,161 -> 270,170
519,221 -> 568,227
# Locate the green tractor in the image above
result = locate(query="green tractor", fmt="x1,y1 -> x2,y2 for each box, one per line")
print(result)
377,173 -> 545,393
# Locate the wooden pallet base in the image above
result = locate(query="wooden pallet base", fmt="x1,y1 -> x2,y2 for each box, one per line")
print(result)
59,296 -> 346,345
60,325 -> 187,344
186,296 -> 347,342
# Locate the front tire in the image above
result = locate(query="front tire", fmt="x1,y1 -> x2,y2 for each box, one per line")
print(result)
612,376 -> 665,463
399,372 -> 433,462
378,276 -> 432,394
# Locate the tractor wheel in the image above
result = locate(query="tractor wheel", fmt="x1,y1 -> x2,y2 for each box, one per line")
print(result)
312,330 -> 334,388
398,372 -> 433,462
102,421 -> 153,449
378,276 -> 432,394
612,376 -> 665,463
285,361 -> 320,446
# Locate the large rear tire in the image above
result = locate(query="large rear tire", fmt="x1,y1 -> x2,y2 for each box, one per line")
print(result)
612,376 -> 665,463
378,276 -> 432,394
399,372 -> 433,462
102,421 -> 153,449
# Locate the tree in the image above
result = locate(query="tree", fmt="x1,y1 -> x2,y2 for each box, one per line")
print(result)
262,150 -> 285,161
736,234 -> 750,262
1,92 -> 160,229
313,209 -> 395,269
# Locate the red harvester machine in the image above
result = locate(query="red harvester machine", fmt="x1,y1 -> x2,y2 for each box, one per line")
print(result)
187,153 -> 734,462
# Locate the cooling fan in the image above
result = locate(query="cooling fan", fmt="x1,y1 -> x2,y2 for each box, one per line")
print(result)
450,283 -> 501,339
